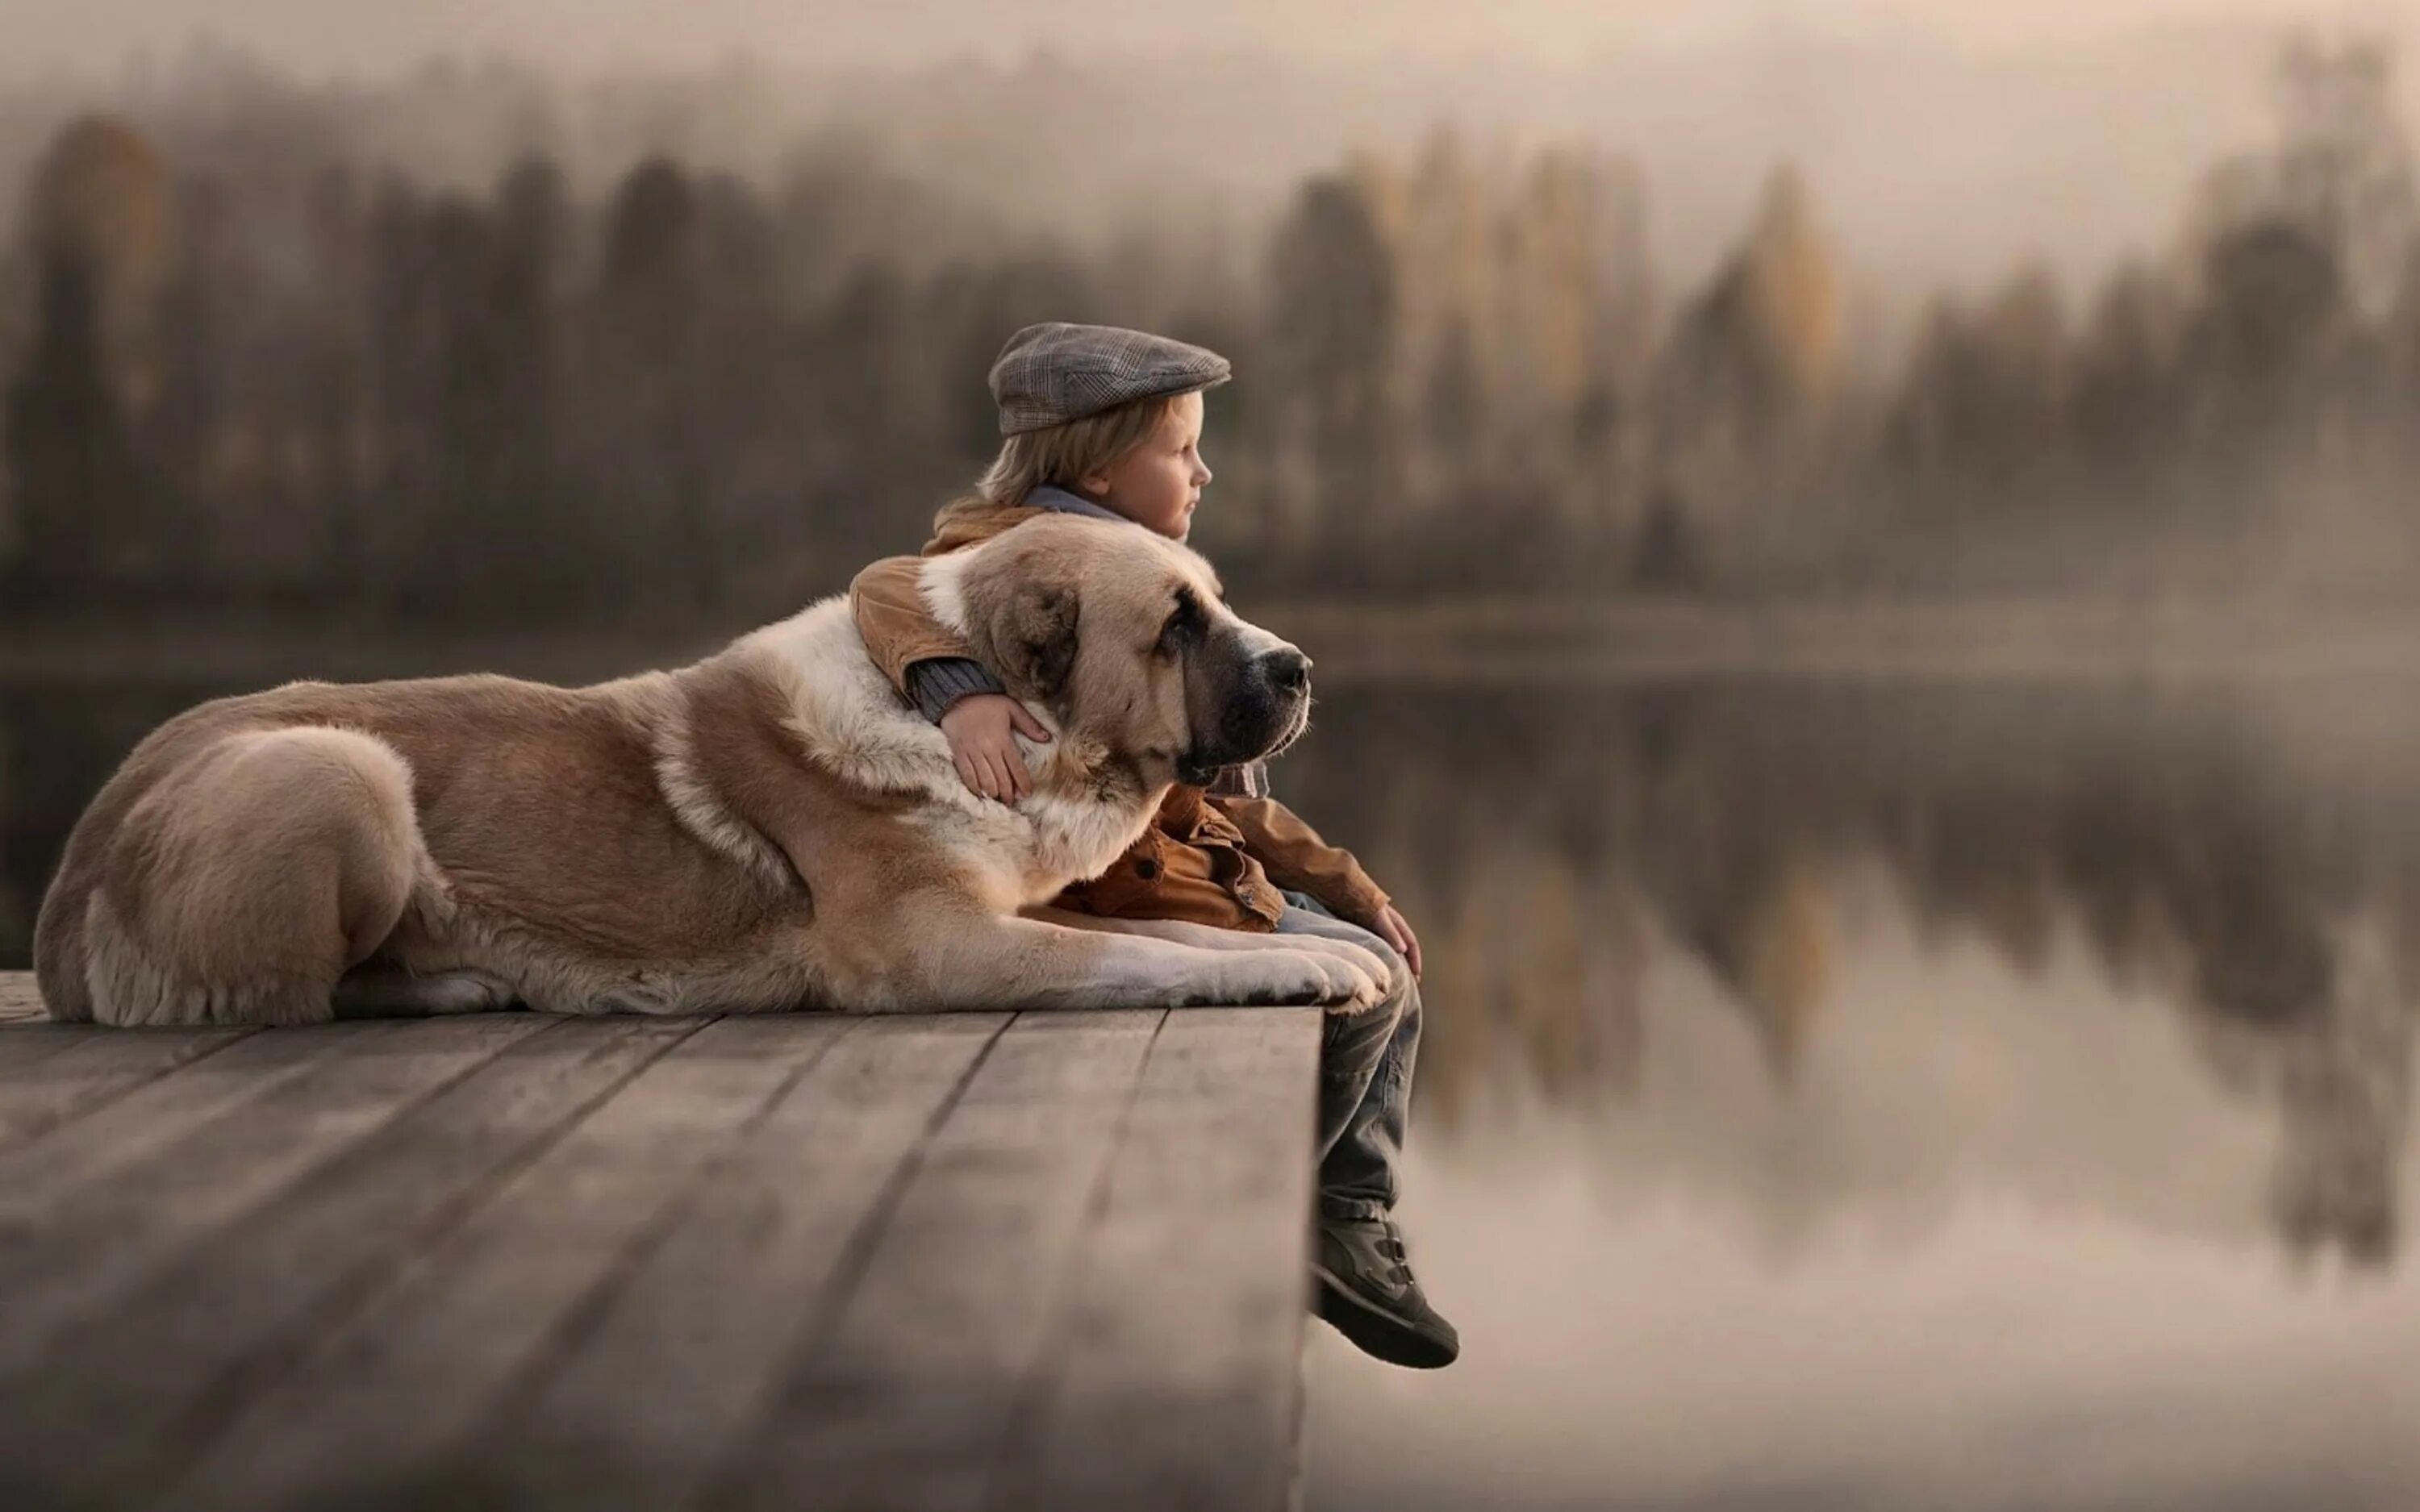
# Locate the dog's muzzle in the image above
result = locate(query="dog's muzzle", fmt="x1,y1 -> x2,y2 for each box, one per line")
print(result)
1183,646 -> 1314,784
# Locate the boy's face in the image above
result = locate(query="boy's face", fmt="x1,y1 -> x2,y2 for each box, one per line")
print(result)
1080,390 -> 1210,542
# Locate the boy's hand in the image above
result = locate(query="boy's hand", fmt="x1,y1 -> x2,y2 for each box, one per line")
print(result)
1370,904 -> 1423,981
940,694 -> 1052,802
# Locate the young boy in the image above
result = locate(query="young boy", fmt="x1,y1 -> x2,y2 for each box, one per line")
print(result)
849,322 -> 1457,1369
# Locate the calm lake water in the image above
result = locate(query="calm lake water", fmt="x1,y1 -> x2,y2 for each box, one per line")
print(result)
1285,677 -> 2420,1512
6,669 -> 2418,1509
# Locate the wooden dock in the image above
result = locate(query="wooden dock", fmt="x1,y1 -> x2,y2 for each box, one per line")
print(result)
0,973 -> 1320,1510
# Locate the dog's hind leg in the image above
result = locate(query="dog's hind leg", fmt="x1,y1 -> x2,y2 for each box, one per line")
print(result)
79,727 -> 428,1027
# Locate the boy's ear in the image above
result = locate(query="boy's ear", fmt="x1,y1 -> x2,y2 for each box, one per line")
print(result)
1003,581 -> 1079,699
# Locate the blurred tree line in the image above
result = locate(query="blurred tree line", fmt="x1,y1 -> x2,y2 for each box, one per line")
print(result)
2,33 -> 2415,623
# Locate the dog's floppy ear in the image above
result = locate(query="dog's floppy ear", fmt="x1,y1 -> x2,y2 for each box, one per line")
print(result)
1003,581 -> 1079,699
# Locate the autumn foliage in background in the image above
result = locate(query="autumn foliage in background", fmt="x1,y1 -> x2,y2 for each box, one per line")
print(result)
2,35 -> 2416,623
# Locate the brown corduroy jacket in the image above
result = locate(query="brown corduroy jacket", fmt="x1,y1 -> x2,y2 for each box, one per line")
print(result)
848,498 -> 1390,933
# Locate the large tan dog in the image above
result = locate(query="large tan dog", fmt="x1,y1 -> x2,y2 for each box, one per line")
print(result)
33,517 -> 1390,1026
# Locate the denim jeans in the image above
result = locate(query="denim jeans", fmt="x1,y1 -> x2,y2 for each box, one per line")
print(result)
1277,891 -> 1421,1221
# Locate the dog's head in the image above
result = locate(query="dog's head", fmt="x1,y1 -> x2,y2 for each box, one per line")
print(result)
938,516 -> 1312,789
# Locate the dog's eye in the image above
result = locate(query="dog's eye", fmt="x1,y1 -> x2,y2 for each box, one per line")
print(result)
1157,589 -> 1205,656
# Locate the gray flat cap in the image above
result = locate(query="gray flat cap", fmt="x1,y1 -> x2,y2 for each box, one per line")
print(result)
988,322 -> 1232,435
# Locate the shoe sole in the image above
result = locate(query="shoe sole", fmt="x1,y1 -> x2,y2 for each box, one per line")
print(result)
1311,1264 -> 1458,1369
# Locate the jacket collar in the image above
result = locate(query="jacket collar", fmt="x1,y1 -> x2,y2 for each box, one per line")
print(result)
1025,484 -> 1134,527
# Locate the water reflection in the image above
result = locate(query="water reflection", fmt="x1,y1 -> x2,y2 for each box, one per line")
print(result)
1272,679 -> 2420,1511
1279,682 -> 2420,1264
5,672 -> 2418,1506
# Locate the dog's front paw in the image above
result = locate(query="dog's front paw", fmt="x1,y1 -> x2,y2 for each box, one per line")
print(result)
1287,936 -> 1395,1000
1318,954 -> 1386,1014
1218,949 -> 1378,1010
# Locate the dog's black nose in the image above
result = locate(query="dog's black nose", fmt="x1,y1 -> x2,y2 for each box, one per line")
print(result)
1261,647 -> 1311,692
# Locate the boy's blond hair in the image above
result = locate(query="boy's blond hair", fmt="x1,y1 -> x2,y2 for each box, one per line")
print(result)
974,393 -> 1175,506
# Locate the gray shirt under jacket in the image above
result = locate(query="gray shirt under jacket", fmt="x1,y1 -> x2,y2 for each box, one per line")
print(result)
901,485 -> 1267,800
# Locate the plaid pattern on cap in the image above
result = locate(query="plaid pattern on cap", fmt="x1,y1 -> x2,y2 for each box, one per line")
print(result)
988,322 -> 1233,435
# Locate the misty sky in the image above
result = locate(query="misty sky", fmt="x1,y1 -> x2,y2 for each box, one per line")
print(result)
2,0 -> 2413,78
2,0 -> 2413,310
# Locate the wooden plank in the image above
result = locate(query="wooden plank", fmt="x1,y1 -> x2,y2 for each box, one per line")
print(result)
0,1022 -> 105,1073
991,1007 -> 1324,1512
0,1018 -> 395,1222
0,1014 -> 545,1381
0,1001 -> 1325,1510
0,972 -> 47,1023
704,1008 -> 1166,1512
160,1013 -> 855,1512
0,1014 -> 704,1509
445,1013 -> 1010,1510
0,1024 -> 260,1152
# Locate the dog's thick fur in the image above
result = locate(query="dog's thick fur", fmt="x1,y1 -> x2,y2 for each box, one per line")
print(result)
33,518 -> 1389,1026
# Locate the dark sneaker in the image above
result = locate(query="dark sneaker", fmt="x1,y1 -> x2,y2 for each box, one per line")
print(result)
1312,1216 -> 1460,1368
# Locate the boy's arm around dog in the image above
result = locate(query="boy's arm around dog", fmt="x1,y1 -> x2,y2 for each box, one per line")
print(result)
849,554 -> 992,707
